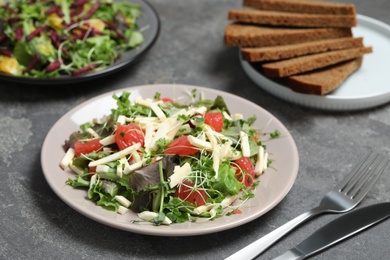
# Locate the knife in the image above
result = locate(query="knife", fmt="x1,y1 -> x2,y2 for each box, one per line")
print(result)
272,202 -> 390,260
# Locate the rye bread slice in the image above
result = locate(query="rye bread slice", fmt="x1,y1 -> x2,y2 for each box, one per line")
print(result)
243,0 -> 356,15
287,58 -> 363,95
262,46 -> 372,77
241,37 -> 364,62
228,9 -> 356,28
225,24 -> 353,47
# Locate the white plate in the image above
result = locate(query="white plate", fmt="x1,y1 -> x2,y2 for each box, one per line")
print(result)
41,84 -> 299,236
241,14 -> 390,111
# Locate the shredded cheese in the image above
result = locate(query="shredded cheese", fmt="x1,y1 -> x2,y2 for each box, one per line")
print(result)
60,148 -> 75,170
114,195 -> 132,208
240,131 -> 250,157
88,143 -> 141,167
169,162 -> 192,188
138,211 -> 172,225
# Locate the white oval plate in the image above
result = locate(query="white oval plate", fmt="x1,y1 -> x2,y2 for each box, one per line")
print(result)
41,84 -> 299,236
241,14 -> 390,111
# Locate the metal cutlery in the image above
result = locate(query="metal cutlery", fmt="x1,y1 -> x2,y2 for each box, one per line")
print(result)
273,202 -> 390,260
226,150 -> 389,260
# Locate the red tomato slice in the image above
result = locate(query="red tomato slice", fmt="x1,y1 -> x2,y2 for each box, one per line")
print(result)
74,139 -> 103,157
233,157 -> 255,187
175,179 -> 208,207
160,97 -> 174,103
232,209 -> 242,214
204,112 -> 224,132
115,123 -> 144,150
163,136 -> 199,156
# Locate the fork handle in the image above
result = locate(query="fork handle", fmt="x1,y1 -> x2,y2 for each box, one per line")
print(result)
225,206 -> 325,260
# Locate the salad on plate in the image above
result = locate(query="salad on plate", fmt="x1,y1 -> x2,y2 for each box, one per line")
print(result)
0,0 -> 144,78
60,90 -> 280,225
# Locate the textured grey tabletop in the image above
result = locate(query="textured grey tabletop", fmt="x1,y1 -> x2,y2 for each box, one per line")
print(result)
1,0 -> 390,259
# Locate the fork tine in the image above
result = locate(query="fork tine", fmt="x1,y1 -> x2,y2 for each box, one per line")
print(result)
333,149 -> 375,191
351,157 -> 389,202
342,151 -> 381,194
347,153 -> 385,196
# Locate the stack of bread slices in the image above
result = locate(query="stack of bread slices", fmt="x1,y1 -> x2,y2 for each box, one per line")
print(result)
224,0 -> 372,95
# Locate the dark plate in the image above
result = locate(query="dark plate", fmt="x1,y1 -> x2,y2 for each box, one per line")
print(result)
0,0 -> 160,85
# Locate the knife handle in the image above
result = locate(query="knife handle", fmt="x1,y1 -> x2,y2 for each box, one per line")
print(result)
225,206 -> 325,260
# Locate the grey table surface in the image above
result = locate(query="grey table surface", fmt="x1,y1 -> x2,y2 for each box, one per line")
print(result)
1,0 -> 390,259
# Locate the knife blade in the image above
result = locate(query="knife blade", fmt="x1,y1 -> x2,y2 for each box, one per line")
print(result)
273,202 -> 390,260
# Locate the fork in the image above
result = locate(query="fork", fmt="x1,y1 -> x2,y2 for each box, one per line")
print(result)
226,150 -> 389,260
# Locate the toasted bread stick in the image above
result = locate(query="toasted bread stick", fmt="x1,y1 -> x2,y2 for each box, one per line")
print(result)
228,9 -> 356,28
262,46 -> 372,77
225,24 -> 353,47
241,37 -> 364,62
243,0 -> 356,15
287,58 -> 363,95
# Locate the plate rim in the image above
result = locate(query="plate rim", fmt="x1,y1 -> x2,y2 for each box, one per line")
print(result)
0,0 -> 160,85
40,84 -> 299,236
240,14 -> 390,111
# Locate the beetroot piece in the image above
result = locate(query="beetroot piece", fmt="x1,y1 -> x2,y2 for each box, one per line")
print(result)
102,20 -> 127,41
102,20 -> 117,30
113,29 -> 127,41
72,0 -> 90,7
45,59 -> 62,72
84,2 -> 100,19
72,63 -> 98,76
0,49 -> 13,57
26,26 -> 47,41
25,53 -> 40,73
45,5 -> 60,15
6,17 -> 22,24
49,30 -> 70,57
15,27 -> 23,41
0,34 -> 6,44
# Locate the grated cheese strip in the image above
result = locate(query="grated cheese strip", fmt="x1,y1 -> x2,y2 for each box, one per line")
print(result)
169,162 -> 192,188
88,143 -> 141,167
138,211 -> 172,225
240,131 -> 250,157
86,128 -> 100,138
188,135 -> 213,151
100,135 -> 115,146
114,195 -> 131,208
117,206 -> 129,215
150,102 -> 166,120
96,165 -> 110,173
60,148 -> 75,170
255,146 -> 269,176
69,161 -> 84,175
123,159 -> 145,174
116,115 -> 127,125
